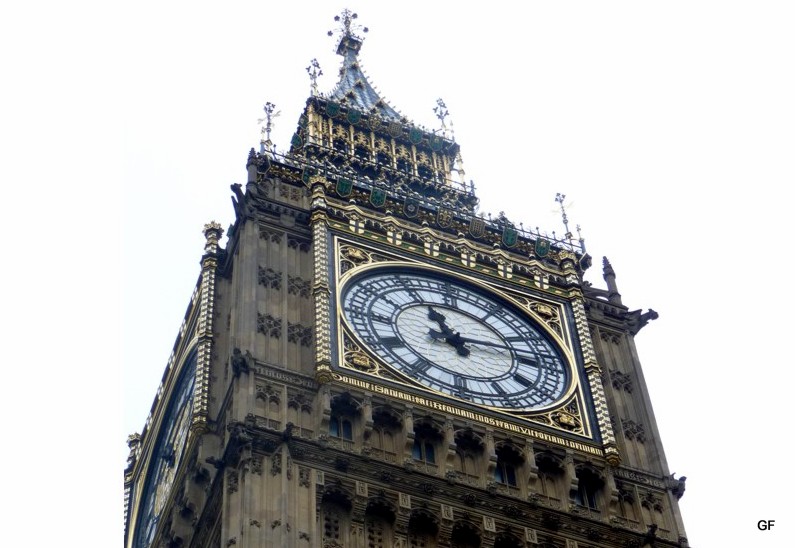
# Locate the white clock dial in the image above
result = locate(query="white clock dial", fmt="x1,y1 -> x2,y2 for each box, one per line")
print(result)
341,268 -> 570,410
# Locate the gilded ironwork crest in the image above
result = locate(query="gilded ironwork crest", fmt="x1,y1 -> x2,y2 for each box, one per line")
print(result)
502,226 -> 518,247
437,207 -> 453,227
370,187 -> 387,208
346,108 -> 362,124
534,238 -> 551,257
326,101 -> 341,117
469,217 -> 485,237
301,167 -> 316,185
388,121 -> 402,138
291,133 -> 303,148
336,177 -> 353,197
403,197 -> 419,218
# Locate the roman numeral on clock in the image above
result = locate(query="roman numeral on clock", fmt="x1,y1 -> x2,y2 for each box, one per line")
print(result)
513,373 -> 535,388
517,356 -> 537,367
406,359 -> 432,376
379,336 -> 404,349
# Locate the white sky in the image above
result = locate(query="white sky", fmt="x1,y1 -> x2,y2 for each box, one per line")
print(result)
2,1 -> 793,545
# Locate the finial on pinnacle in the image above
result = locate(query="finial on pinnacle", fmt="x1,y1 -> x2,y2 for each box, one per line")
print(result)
555,192 -> 573,244
328,10 -> 368,55
306,59 -> 323,96
328,9 -> 368,39
257,102 -> 280,154
434,98 -> 451,139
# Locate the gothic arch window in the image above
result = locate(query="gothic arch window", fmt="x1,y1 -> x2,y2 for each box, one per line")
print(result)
494,444 -> 524,488
412,420 -> 443,471
574,464 -> 605,510
364,498 -> 396,548
454,428 -> 484,485
320,488 -> 353,547
535,451 -> 565,505
450,520 -> 481,548
329,393 -> 360,444
408,509 -> 439,548
615,480 -> 640,523
371,407 -> 401,463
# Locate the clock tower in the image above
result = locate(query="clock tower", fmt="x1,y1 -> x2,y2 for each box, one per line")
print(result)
124,11 -> 688,548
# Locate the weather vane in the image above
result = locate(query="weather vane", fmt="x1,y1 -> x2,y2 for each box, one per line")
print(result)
306,58 -> 323,96
327,9 -> 368,40
555,192 -> 573,242
257,102 -> 280,153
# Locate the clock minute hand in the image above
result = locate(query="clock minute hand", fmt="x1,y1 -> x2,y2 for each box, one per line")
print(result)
454,336 -> 536,357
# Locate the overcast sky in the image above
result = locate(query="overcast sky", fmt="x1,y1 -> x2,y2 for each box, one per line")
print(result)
2,1 -> 793,545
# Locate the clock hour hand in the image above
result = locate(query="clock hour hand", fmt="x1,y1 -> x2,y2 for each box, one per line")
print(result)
428,328 -> 471,357
427,306 -> 453,334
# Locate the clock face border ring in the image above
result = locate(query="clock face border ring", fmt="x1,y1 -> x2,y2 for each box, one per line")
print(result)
337,262 -> 577,412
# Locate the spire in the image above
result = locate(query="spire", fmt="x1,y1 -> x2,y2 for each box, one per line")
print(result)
325,10 -> 403,122
602,257 -> 622,305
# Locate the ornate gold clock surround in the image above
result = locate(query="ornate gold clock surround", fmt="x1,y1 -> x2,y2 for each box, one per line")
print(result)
331,235 -> 598,447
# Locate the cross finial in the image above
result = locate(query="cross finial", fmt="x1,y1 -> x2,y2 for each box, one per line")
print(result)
257,102 -> 280,154
306,58 -> 323,96
327,9 -> 368,40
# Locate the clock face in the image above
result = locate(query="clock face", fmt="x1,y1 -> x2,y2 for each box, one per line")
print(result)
340,268 -> 570,410
134,352 -> 196,548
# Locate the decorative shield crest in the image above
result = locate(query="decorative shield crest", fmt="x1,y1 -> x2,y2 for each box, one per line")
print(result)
326,101 -> 341,118
388,122 -> 402,138
409,127 -> 423,145
370,187 -> 387,208
403,197 -> 419,218
437,207 -> 453,227
368,116 -> 382,131
336,177 -> 353,197
469,217 -> 485,238
535,238 -> 551,257
502,226 -> 518,247
298,114 -> 309,128
429,134 -> 444,152
290,133 -> 303,149
301,167 -> 316,185
346,109 -> 362,125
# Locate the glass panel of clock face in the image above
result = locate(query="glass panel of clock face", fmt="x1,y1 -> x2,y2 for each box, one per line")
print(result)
341,269 -> 570,410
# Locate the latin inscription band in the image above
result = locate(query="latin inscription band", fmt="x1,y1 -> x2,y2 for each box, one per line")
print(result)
332,373 -> 601,456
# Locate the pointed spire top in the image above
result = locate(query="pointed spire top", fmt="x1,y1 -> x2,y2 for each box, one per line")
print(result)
603,256 -> 615,276
323,10 -> 403,122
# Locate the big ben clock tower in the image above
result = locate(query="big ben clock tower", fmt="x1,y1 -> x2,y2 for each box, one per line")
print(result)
124,10 -> 689,548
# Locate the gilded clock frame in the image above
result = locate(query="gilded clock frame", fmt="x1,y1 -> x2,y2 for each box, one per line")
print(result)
331,234 -> 597,442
